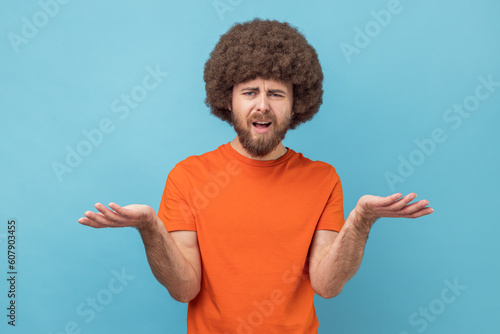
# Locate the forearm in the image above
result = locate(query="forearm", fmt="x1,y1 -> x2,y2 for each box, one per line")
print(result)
310,192 -> 432,298
312,208 -> 374,298
137,217 -> 200,303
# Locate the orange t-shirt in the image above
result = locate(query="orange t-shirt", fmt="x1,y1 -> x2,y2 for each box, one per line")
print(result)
158,142 -> 344,333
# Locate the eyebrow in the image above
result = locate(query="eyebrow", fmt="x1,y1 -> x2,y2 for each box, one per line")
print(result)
241,87 -> 288,95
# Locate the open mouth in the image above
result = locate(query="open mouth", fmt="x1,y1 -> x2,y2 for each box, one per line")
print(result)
252,121 -> 272,129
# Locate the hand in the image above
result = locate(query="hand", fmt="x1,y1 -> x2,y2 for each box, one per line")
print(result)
78,203 -> 157,230
355,193 -> 433,225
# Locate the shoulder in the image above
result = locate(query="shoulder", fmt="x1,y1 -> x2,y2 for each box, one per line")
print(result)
289,148 -> 340,180
174,144 -> 222,166
167,144 -> 227,180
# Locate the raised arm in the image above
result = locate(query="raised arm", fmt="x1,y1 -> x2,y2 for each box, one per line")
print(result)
309,192 -> 433,299
78,203 -> 201,303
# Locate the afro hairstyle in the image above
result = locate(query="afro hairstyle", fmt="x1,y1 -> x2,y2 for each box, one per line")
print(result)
203,18 -> 324,130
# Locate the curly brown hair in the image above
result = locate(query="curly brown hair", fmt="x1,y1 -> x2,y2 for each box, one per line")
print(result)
203,18 -> 324,130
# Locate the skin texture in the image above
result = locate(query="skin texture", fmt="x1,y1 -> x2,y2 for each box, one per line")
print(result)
308,193 -> 433,298
229,77 -> 293,160
78,76 -> 434,302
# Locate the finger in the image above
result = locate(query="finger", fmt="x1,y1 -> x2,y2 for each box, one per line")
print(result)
406,206 -> 434,218
397,199 -> 429,216
108,202 -> 134,219
83,210 -> 115,227
378,193 -> 403,206
78,216 -> 107,229
95,203 -> 121,222
108,202 -> 121,211
389,193 -> 417,210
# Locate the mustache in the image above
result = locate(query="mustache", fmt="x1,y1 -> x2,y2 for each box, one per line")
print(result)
249,114 -> 275,123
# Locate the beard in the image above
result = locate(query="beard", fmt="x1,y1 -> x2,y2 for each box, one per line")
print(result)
231,109 -> 292,158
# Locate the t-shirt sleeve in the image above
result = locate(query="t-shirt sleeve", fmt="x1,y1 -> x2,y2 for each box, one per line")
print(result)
157,165 -> 197,232
315,167 -> 345,232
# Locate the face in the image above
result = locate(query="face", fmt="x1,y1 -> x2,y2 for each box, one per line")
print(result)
229,77 -> 294,158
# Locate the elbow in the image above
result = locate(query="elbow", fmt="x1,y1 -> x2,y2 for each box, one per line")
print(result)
316,287 -> 343,299
156,271 -> 201,303
174,294 -> 196,304
162,282 -> 201,303
167,282 -> 201,303
170,289 -> 200,303
312,282 -> 344,299
318,287 -> 342,299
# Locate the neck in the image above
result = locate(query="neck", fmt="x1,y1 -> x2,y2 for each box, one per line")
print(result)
230,137 -> 288,161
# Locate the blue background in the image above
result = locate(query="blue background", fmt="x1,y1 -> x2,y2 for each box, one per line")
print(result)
1,0 -> 499,333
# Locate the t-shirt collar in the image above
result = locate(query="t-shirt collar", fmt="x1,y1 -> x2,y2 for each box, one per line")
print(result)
222,142 -> 294,167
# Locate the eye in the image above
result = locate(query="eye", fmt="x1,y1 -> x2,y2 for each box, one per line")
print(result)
243,91 -> 255,96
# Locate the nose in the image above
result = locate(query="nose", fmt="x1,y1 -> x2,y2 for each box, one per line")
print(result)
256,91 -> 270,113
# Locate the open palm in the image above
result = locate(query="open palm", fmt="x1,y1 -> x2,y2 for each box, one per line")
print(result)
78,203 -> 156,229
355,192 -> 433,222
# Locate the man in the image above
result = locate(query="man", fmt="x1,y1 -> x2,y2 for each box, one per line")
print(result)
78,19 -> 433,333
